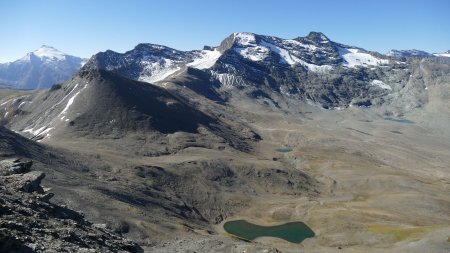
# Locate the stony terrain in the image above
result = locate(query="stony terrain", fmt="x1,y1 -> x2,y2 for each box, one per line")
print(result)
0,138 -> 142,252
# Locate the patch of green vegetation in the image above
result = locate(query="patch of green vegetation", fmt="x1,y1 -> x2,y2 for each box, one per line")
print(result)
384,117 -> 414,124
352,194 -> 369,202
276,147 -> 293,153
391,130 -> 403,134
367,224 -> 432,242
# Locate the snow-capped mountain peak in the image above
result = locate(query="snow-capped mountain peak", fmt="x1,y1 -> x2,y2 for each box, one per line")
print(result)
83,31 -> 396,89
0,46 -> 87,89
83,43 -> 223,84
32,45 -> 67,61
233,32 -> 257,46
225,31 -> 389,71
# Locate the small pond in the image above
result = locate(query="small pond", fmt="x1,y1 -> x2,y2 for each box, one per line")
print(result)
275,147 -> 293,153
384,117 -> 414,124
224,220 -> 315,243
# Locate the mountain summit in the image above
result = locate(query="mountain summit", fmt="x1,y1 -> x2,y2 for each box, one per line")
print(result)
0,46 -> 87,89
26,45 -> 68,61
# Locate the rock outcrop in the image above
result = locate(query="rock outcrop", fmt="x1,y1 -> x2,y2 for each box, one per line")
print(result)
0,158 -> 142,253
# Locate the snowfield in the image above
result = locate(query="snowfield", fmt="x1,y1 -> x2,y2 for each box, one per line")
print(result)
339,47 -> 389,67
371,80 -> 392,90
32,45 -> 67,61
187,50 -> 222,69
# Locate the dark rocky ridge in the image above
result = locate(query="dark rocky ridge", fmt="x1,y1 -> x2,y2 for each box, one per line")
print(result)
1,68 -> 259,152
0,155 -> 142,253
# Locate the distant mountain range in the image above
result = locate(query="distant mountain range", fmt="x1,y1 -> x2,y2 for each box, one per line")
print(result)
0,36 -> 448,90
0,45 -> 87,89
387,49 -> 450,59
1,31 -> 450,143
81,31 -> 450,109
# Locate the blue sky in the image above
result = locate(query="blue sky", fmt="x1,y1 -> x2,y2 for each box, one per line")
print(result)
0,0 -> 449,62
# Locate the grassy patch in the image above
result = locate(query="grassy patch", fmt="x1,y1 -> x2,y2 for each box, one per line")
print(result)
275,147 -> 293,153
367,224 -> 433,242
384,117 -> 414,124
352,194 -> 369,202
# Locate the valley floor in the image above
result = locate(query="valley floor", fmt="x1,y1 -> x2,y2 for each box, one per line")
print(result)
40,100 -> 450,253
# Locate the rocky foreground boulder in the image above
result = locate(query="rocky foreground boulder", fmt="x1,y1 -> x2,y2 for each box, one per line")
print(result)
0,158 -> 142,253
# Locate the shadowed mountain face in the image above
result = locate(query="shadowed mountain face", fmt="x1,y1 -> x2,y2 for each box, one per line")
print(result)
0,68 -> 259,152
1,69 -> 215,135
66,69 -> 216,135
0,126 -> 47,159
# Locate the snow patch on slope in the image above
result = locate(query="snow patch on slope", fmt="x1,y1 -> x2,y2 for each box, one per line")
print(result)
284,39 -> 318,51
234,46 -> 269,61
59,88 -> 83,116
138,59 -> 181,83
234,32 -> 257,46
371,80 -> 392,90
233,32 -> 272,62
339,48 -> 389,67
303,62 -> 333,72
260,41 -> 297,65
232,37 -> 333,72
137,49 -> 221,83
433,53 -> 450,57
22,126 -> 54,140
211,71 -> 246,87
21,82 -> 89,141
261,41 -> 333,72
187,50 -> 221,69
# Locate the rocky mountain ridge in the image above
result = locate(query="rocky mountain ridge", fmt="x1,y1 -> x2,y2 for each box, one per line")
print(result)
2,32 -> 450,132
80,32 -> 450,112
0,155 -> 142,253
0,68 -> 260,152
